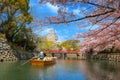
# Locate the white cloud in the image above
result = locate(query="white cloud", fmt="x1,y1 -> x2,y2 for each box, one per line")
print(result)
58,36 -> 65,42
33,27 -> 42,34
73,9 -> 80,15
33,27 -> 54,36
56,29 -> 70,42
90,25 -> 99,30
40,28 -> 54,36
46,3 -> 59,13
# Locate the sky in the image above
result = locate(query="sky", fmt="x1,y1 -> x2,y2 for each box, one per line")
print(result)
29,0 -> 98,42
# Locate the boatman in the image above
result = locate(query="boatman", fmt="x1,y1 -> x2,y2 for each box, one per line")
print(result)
39,51 -> 44,60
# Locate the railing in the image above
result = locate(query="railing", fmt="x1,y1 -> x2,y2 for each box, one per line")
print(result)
43,50 -> 80,54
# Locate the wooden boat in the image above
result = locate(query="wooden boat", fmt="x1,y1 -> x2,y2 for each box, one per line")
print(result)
30,59 -> 56,66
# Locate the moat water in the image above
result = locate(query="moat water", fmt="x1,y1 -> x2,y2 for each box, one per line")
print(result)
0,60 -> 120,80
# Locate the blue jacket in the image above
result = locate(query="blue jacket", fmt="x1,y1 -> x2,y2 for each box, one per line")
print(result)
39,53 -> 44,59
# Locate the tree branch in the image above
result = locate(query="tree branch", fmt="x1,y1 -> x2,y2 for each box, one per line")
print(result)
51,9 -> 115,24
86,2 -> 114,10
93,33 -> 120,50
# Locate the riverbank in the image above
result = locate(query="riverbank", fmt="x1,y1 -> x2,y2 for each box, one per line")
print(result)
0,34 -> 18,62
44,53 -> 120,62
0,34 -> 33,61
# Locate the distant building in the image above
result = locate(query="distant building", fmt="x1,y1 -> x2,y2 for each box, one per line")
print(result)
46,30 -> 58,42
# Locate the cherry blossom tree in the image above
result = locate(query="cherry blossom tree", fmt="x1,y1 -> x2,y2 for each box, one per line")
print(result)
74,25 -> 120,54
37,0 -> 120,54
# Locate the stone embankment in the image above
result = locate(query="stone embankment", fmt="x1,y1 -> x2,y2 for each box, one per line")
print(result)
0,34 -> 18,62
45,53 -> 120,62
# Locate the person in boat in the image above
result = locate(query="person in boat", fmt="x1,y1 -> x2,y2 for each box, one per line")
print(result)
39,51 -> 44,60
51,53 -> 55,57
44,53 -> 47,57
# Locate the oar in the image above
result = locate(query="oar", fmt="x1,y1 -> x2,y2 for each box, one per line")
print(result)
20,56 -> 38,66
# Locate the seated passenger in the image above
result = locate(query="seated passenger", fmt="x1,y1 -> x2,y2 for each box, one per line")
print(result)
39,51 -> 44,60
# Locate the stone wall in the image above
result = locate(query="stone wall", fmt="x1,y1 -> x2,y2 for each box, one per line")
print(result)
91,53 -> 120,61
45,53 -> 120,62
0,34 -> 18,62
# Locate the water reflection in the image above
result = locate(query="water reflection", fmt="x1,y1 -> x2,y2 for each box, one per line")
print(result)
79,61 -> 120,80
0,60 -> 120,80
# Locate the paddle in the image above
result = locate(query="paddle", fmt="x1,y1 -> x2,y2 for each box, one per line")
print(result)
20,56 -> 38,66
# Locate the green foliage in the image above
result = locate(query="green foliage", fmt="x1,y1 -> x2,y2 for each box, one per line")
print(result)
0,33 -> 5,38
37,39 -> 80,51
61,40 -> 80,50
0,0 -> 36,52
0,0 -> 33,41
36,37 -> 56,50
57,44 -> 62,50
14,27 -> 36,51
